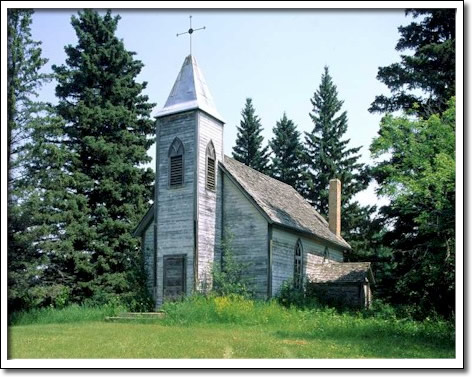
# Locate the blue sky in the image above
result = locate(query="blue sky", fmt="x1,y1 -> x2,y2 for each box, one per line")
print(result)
30,9 -> 413,206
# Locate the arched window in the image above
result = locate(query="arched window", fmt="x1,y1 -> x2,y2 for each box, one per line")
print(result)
294,239 -> 303,289
168,137 -> 184,187
206,141 -> 216,191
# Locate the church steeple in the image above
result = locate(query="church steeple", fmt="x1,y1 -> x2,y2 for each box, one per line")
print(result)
156,55 -> 224,123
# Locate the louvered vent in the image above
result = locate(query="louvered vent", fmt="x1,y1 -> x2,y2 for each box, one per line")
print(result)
207,157 -> 216,190
170,155 -> 183,187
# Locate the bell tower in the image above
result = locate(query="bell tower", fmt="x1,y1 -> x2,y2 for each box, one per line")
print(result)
153,55 -> 224,306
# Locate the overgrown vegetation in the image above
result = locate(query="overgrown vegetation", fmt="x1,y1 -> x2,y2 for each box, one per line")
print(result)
8,302 -> 125,326
370,98 -> 456,319
9,297 -> 454,358
211,231 -> 254,298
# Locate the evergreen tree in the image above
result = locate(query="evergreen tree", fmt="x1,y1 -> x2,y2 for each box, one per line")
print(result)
303,66 -> 378,266
303,66 -> 368,219
269,112 -> 303,191
51,10 -> 155,305
12,110 -> 93,309
369,9 -> 455,117
232,98 -> 270,173
7,9 -> 49,187
7,9 -> 50,311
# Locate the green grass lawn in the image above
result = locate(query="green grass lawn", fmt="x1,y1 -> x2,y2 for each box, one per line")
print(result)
8,296 -> 455,359
8,321 -> 454,359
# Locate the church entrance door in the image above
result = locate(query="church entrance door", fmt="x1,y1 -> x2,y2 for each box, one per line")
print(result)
163,255 -> 186,302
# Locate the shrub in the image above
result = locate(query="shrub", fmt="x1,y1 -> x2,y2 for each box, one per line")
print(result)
364,299 -> 398,319
211,231 -> 253,298
277,280 -> 320,309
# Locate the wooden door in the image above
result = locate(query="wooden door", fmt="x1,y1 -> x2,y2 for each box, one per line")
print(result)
163,255 -> 186,302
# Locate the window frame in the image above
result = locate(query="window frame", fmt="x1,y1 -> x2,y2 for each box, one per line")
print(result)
205,141 -> 216,192
168,137 -> 185,188
294,238 -> 303,289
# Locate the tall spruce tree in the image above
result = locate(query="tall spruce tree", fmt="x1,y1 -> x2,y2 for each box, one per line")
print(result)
7,9 -> 51,311
303,66 -> 377,264
12,110 -> 93,309
7,9 -> 49,188
269,112 -> 303,191
369,9 -> 455,118
232,98 -> 270,173
303,66 -> 368,219
51,10 -> 155,305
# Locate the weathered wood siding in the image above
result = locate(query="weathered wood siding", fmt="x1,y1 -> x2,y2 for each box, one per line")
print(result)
155,111 -> 196,306
142,221 -> 155,298
271,227 -> 344,297
308,283 -> 368,308
196,111 -> 224,292
223,176 -> 268,298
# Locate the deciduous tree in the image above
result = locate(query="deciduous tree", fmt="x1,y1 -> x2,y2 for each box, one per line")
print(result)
370,98 -> 455,318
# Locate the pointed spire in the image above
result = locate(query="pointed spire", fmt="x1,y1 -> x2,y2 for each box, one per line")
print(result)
156,55 -> 224,123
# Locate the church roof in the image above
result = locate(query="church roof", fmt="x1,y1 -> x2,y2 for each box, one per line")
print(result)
221,156 -> 351,250
155,55 -> 224,123
133,155 -> 351,250
307,262 -> 375,284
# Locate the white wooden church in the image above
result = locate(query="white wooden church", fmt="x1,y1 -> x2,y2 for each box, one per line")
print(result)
133,55 -> 374,308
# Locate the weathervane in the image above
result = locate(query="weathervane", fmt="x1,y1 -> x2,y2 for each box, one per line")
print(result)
176,15 -> 206,55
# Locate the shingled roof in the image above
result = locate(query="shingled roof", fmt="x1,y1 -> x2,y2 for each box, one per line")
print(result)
221,156 -> 351,250
307,262 -> 374,284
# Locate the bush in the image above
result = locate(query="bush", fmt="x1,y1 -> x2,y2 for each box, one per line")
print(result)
211,231 -> 253,298
364,299 -> 398,319
277,280 -> 320,309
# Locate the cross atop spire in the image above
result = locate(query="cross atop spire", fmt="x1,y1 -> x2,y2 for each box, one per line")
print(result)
176,15 -> 206,55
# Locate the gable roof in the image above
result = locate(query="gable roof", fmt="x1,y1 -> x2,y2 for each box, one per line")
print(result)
307,262 -> 375,284
221,156 -> 351,250
133,156 -> 351,250
155,55 -> 224,123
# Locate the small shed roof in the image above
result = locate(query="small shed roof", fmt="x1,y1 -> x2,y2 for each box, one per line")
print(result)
308,262 -> 375,284
221,156 -> 351,250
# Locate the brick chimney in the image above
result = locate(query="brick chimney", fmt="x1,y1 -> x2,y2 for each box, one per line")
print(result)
328,179 -> 341,237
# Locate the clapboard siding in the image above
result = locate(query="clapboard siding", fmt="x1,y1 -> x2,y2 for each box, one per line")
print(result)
271,227 -> 344,296
156,111 -> 196,306
142,221 -> 155,298
223,176 -> 268,298
196,111 -> 224,291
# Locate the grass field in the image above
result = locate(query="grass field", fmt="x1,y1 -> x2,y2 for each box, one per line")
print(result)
8,296 -> 455,359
